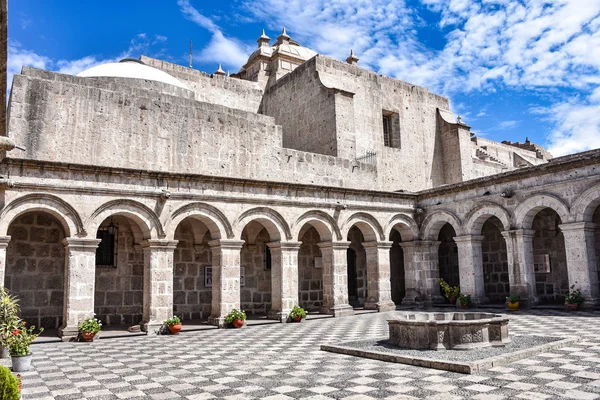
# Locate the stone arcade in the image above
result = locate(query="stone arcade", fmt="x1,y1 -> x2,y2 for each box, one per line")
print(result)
4,11 -> 600,340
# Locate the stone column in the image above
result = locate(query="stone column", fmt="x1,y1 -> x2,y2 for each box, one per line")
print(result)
454,235 -> 487,304
0,236 -> 10,287
362,241 -> 396,311
141,239 -> 178,332
208,239 -> 244,327
559,222 -> 600,308
501,230 -> 538,306
318,241 -> 354,316
400,241 -> 444,305
58,238 -> 101,341
268,241 -> 302,322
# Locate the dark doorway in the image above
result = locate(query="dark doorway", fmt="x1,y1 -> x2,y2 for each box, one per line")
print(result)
347,248 -> 358,305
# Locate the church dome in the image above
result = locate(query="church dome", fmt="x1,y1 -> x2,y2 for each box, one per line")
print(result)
273,42 -> 317,61
77,59 -> 189,89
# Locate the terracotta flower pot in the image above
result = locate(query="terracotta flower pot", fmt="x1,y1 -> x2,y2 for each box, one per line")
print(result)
168,324 -> 182,334
293,316 -> 302,322
565,303 -> 579,311
81,332 -> 96,342
448,297 -> 456,305
507,301 -> 519,311
232,319 -> 245,328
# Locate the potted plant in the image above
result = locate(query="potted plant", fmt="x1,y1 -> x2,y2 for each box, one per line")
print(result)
436,278 -> 460,304
164,316 -> 182,335
0,288 -> 20,359
565,285 -> 584,311
459,294 -> 472,309
224,309 -> 246,328
78,316 -> 102,342
0,365 -> 20,400
507,294 -> 520,311
7,321 -> 43,372
289,305 -> 307,322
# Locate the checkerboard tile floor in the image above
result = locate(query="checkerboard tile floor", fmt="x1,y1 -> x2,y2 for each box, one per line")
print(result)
7,309 -> 600,399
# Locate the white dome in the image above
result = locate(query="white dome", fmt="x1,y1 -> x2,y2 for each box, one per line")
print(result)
77,59 -> 189,89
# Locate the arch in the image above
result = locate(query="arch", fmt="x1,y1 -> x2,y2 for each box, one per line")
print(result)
293,210 -> 341,242
235,207 -> 292,241
86,199 -> 165,239
463,202 -> 512,235
421,210 -> 462,240
385,214 -> 419,242
514,193 -> 570,229
165,202 -> 233,241
341,212 -> 384,242
0,194 -> 84,237
571,183 -> 600,222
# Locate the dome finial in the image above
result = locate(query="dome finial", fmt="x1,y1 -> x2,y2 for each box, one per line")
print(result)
277,27 -> 291,44
346,49 -> 359,65
214,63 -> 225,76
257,29 -> 271,47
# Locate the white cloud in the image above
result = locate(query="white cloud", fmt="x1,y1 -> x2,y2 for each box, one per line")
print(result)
177,0 -> 251,70
239,0 -> 600,155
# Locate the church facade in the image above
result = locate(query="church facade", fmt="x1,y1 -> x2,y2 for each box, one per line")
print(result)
3,21 -> 600,339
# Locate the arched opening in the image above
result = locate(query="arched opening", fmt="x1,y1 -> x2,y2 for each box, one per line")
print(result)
6,211 -> 66,329
347,226 -> 366,307
389,229 -> 405,305
481,217 -> 509,303
438,223 -> 459,289
94,215 -> 144,326
532,208 -> 568,304
297,225 -> 323,312
173,218 -> 213,322
240,221 -> 274,316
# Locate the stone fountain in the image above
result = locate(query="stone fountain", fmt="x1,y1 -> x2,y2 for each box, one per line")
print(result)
388,312 -> 510,351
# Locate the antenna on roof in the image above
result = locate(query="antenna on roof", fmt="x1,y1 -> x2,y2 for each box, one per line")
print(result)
189,39 -> 193,68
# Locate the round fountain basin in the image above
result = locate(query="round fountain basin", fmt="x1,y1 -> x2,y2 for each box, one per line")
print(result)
388,312 -> 510,351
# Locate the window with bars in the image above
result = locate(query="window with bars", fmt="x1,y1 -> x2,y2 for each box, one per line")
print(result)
96,229 -> 117,268
382,110 -> 401,148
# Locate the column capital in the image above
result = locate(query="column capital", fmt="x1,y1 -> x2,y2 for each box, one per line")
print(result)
501,229 -> 535,239
453,235 -> 485,244
267,241 -> 302,251
558,222 -> 597,233
208,239 -> 245,250
361,241 -> 393,250
61,237 -> 101,250
0,235 -> 10,248
141,239 -> 178,250
318,241 -> 351,250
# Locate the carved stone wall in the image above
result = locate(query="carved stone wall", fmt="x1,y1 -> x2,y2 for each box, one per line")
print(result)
298,226 -> 323,311
482,217 -> 509,302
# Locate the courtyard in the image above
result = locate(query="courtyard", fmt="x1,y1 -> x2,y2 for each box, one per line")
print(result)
4,309 -> 600,400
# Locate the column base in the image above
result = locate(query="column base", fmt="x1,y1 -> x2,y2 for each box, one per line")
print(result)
208,315 -> 227,328
268,310 -> 291,322
142,322 -> 163,334
364,300 -> 396,312
321,304 -> 354,317
58,325 -> 79,342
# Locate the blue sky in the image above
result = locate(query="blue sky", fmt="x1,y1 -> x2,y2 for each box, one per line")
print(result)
8,0 -> 600,157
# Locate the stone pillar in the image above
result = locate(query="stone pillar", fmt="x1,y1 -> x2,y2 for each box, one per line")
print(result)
454,235 -> 487,304
362,241 -> 396,311
208,239 -> 244,327
501,230 -> 538,306
141,239 -> 178,332
58,238 -> 101,341
400,241 -> 444,305
559,222 -> 600,308
268,241 -> 302,322
0,236 -> 10,287
318,241 -> 354,316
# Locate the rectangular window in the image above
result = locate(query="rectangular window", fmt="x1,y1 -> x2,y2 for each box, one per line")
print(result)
382,110 -> 401,148
265,245 -> 272,270
534,254 -> 550,273
96,229 -> 117,268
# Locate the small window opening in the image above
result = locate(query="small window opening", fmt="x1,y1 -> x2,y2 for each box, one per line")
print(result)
96,229 -> 117,268
382,110 -> 401,148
